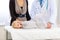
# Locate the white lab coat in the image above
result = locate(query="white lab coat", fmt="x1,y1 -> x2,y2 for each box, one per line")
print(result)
28,0 -> 57,28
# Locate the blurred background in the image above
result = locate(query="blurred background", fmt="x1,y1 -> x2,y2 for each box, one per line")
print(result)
0,0 -> 60,40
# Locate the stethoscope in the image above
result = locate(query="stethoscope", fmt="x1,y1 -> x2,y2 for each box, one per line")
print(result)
39,0 -> 48,9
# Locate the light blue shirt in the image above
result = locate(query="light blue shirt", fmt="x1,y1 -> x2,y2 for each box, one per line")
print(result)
29,0 -> 57,25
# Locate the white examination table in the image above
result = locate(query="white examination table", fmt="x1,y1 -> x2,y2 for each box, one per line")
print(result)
5,26 -> 60,40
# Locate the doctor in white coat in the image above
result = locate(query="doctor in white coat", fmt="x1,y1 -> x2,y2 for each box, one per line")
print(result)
8,0 -> 57,29
29,0 -> 57,28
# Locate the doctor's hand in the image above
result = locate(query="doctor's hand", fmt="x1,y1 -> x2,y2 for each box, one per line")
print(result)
46,22 -> 52,29
12,19 -> 23,29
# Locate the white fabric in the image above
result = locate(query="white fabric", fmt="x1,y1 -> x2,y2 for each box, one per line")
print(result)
5,26 -> 60,40
29,0 -> 57,28
22,20 -> 47,29
20,20 -> 57,29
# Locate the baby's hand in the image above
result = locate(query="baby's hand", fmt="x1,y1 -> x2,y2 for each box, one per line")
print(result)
46,22 -> 51,29
12,19 -> 23,29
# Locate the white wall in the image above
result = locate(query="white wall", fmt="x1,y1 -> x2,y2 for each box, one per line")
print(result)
57,0 -> 60,24
0,0 -> 10,25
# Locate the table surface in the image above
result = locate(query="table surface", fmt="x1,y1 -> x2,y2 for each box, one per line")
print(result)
5,26 -> 60,39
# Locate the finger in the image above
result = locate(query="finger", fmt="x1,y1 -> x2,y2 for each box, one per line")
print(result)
14,22 -> 23,28
12,20 -> 23,28
47,23 -> 51,29
12,21 -> 16,27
